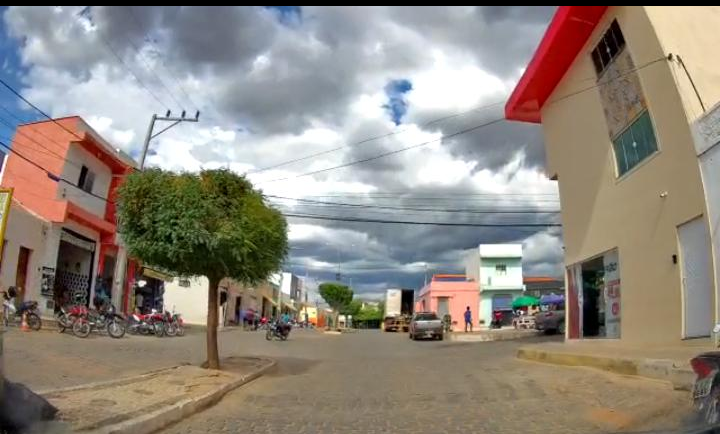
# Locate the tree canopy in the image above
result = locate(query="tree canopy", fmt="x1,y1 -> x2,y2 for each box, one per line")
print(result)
319,282 -> 353,329
117,168 -> 288,368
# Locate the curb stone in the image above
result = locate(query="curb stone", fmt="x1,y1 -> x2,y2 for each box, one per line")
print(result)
517,347 -> 694,390
46,358 -> 275,434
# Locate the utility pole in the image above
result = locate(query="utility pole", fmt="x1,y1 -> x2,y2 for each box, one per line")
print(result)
139,110 -> 200,169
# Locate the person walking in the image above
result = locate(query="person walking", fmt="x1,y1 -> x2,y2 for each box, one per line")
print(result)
464,306 -> 473,332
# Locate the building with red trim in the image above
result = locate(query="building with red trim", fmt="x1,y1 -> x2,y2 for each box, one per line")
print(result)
506,6 -> 720,343
0,116 -> 136,316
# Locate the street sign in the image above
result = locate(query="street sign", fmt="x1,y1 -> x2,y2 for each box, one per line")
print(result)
0,188 -> 13,260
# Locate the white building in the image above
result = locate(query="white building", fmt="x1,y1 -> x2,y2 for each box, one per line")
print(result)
465,244 -> 525,326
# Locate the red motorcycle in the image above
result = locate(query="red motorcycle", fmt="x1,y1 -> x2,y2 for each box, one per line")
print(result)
490,310 -> 504,329
127,309 -> 166,337
56,305 -> 85,333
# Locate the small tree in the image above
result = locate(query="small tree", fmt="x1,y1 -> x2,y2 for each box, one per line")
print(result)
318,282 -> 353,330
117,169 -> 287,369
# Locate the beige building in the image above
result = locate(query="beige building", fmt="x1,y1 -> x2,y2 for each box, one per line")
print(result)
506,6 -> 720,343
163,277 -> 279,326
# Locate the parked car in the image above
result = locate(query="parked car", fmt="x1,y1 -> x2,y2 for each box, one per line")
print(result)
409,312 -> 444,340
534,308 -> 565,334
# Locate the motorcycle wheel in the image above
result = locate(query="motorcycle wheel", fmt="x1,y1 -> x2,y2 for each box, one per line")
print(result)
265,329 -> 272,341
26,313 -> 42,331
72,319 -> 91,338
176,324 -> 185,337
107,319 -> 126,339
164,322 -> 178,337
153,322 -> 165,337
280,332 -> 288,341
56,313 -> 68,333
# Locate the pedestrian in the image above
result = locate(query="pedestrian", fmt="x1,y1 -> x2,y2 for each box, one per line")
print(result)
464,306 -> 473,332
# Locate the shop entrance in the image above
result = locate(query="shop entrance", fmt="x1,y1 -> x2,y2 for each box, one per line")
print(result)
134,268 -> 169,313
581,256 -> 605,338
54,229 -> 96,307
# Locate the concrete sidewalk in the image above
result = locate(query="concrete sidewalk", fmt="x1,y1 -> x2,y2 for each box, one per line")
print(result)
517,339 -> 714,390
43,357 -> 274,433
450,328 -> 541,342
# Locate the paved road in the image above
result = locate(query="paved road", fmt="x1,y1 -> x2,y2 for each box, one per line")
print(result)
2,327 -> 695,433
163,330 -> 690,434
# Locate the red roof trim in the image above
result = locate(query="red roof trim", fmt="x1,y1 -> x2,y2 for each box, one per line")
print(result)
505,6 -> 608,123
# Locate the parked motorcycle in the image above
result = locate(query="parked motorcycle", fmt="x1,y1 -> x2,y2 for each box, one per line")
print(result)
690,351 -> 720,424
72,303 -> 126,339
127,309 -> 166,337
489,310 -> 504,329
56,305 -> 84,333
2,300 -> 42,331
265,322 -> 290,341
170,311 -> 185,336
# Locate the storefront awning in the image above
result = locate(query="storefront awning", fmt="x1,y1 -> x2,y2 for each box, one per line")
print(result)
141,267 -> 174,282
263,295 -> 278,306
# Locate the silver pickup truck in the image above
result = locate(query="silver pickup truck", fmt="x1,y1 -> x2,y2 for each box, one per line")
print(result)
409,312 -> 444,340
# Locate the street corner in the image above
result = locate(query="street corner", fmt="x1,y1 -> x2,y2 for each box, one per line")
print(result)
43,357 -> 276,434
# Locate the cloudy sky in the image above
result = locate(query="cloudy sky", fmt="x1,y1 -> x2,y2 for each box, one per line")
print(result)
0,6 -> 563,300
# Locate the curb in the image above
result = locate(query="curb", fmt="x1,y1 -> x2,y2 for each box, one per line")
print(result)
450,330 -> 541,342
95,358 -> 275,434
517,347 -> 695,390
39,364 -> 189,396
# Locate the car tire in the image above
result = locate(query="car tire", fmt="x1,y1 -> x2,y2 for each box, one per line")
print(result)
557,321 -> 566,335
438,333 -> 444,341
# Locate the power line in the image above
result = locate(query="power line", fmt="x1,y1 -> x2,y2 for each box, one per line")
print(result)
79,9 -> 171,110
0,138 -> 113,204
256,118 -> 505,184
249,101 -> 505,174
256,56 -> 670,185
267,195 -> 560,214
121,6 -> 192,110
281,212 -> 562,227
0,78 -> 89,144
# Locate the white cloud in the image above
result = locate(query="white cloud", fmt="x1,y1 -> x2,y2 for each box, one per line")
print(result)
4,6 -> 561,294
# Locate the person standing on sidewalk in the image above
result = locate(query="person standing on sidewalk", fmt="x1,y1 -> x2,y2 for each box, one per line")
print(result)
464,306 -> 473,332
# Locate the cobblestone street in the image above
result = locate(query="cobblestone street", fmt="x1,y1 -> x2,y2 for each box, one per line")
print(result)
1,328 -> 695,433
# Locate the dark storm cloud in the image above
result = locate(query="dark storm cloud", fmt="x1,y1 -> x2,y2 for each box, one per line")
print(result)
5,6 -> 563,296
5,6 -> 556,135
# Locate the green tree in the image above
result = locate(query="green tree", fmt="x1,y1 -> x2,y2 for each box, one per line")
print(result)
318,282 -> 353,330
340,299 -> 362,317
117,169 -> 288,369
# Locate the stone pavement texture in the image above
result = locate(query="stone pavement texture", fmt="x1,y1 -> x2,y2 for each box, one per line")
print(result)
2,327 -> 245,390
1,327 -> 700,434
43,358 -> 270,432
157,331 -> 694,434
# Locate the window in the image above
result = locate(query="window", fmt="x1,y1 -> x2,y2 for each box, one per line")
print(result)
495,264 -> 507,276
612,111 -> 658,176
591,20 -> 626,76
77,165 -> 95,194
414,313 -> 438,321
178,278 -> 191,288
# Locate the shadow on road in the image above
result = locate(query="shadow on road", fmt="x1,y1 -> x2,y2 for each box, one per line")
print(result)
264,357 -> 315,378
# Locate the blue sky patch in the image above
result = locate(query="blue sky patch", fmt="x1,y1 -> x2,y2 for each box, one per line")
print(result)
264,6 -> 302,26
0,7 -> 36,149
383,79 -> 412,125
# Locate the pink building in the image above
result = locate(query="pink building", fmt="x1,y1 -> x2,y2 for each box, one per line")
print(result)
415,274 -> 479,330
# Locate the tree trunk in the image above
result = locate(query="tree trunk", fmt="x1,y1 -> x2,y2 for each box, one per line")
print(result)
206,276 -> 221,370
333,310 -> 340,331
